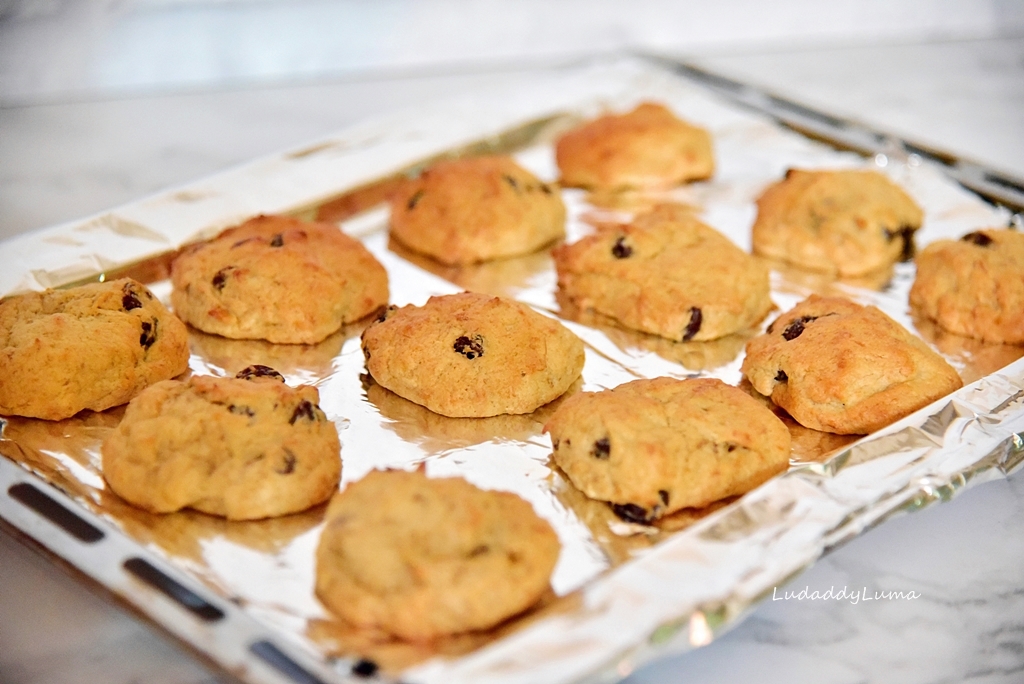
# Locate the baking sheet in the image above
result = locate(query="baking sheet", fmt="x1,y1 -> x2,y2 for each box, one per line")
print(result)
1,56 -> 1023,684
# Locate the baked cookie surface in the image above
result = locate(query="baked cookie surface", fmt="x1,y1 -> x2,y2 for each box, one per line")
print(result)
555,102 -> 714,190
751,169 -> 923,277
315,468 -> 559,641
545,377 -> 790,521
554,204 -> 772,341
910,228 -> 1024,344
171,214 -> 388,344
102,366 -> 341,520
0,278 -> 189,421
742,295 -> 963,434
361,292 -> 585,417
389,155 -> 565,265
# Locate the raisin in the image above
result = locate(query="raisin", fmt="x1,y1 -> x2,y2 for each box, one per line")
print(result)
269,233 -> 284,247
611,503 -> 654,524
139,320 -> 157,349
351,659 -> 379,678
540,183 -> 553,195
228,404 -> 255,417
682,307 -> 703,341
591,437 -> 610,459
407,189 -> 425,210
469,544 -> 490,557
276,450 -> 297,475
962,231 -> 993,247
552,438 -> 560,450
289,400 -> 317,424
658,490 -> 670,506
122,285 -> 143,311
503,174 -> 520,191
726,443 -> 737,452
884,225 -> 916,261
775,369 -> 789,382
212,266 -> 234,291
611,236 -> 633,259
453,334 -> 484,359
766,319 -> 778,334
236,365 -> 285,382
782,315 -> 818,341
376,305 -> 398,323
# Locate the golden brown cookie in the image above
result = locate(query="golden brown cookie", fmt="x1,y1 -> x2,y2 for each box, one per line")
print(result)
315,468 -> 559,641
171,214 -> 388,344
910,228 -> 1024,344
553,203 -> 772,341
545,377 -> 790,522
555,102 -> 714,191
360,292 -> 585,417
389,155 -> 565,265
102,366 -> 341,520
742,295 -> 963,434
0,278 -> 189,421
752,169 -> 923,276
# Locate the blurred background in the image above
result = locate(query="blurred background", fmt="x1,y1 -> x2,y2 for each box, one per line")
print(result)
2,0 -> 1023,102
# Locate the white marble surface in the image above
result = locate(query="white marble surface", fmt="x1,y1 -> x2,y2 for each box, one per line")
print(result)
1,36 -> 1024,684
3,0 -> 1023,102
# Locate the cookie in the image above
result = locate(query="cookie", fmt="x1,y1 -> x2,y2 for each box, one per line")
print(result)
751,169 -> 924,277
555,102 -> 714,190
315,468 -> 559,641
361,292 -> 585,417
389,155 -> 566,265
0,278 -> 189,421
171,214 -> 388,344
102,366 -> 341,520
909,228 -> 1024,344
545,377 -> 790,522
741,295 -> 963,434
553,203 -> 772,341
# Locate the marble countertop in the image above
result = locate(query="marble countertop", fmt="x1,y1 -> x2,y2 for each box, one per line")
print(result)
1,37 -> 1023,684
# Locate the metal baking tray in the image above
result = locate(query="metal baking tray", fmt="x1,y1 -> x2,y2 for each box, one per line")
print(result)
2,55 -> 1023,684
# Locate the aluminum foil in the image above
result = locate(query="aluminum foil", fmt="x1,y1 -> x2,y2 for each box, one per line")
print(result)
1,57 -> 1023,684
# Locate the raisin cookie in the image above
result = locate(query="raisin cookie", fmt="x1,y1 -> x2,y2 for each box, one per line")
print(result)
171,214 -> 388,344
742,295 -> 962,434
752,169 -> 923,276
555,102 -> 714,190
0,278 -> 189,421
545,377 -> 790,522
910,228 -> 1024,344
554,203 -> 772,341
361,292 -> 585,417
102,365 -> 341,520
315,468 -> 559,641
389,155 -> 565,265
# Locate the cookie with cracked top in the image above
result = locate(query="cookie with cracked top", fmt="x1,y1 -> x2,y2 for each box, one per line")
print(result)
315,468 -> 559,641
102,366 -> 341,520
910,228 -> 1024,344
0,278 -> 189,420
171,214 -> 388,344
544,377 -> 790,521
742,295 -> 963,434
389,155 -> 565,265
751,168 -> 923,277
555,102 -> 714,190
360,292 -> 584,417
553,203 -> 772,341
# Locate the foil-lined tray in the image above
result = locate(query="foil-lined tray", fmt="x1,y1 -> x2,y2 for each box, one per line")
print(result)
2,56 -> 1024,684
